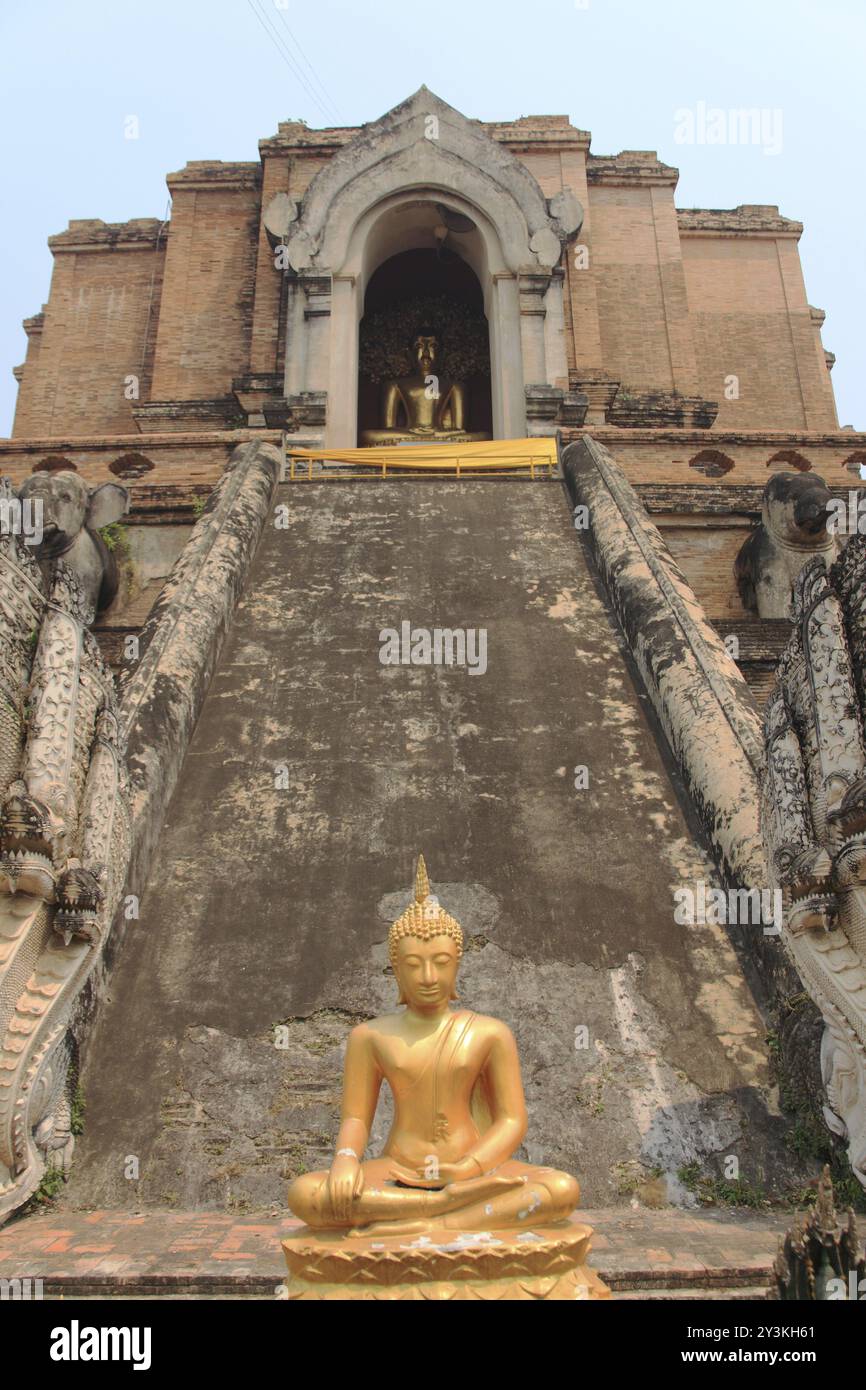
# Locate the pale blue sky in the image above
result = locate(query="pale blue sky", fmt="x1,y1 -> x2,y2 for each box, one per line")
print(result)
1,0 -> 863,435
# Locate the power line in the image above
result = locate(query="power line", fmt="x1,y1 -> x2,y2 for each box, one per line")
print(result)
246,0 -> 333,122
245,0 -> 341,127
272,4 -> 344,125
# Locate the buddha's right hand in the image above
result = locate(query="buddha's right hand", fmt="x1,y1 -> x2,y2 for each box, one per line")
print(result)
327,1154 -> 364,1223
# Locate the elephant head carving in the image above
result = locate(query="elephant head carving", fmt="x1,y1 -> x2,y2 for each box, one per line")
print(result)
18,471 -> 129,623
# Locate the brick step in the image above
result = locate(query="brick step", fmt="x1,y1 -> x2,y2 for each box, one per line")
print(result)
63,1287 -> 771,1301
607,1269 -> 769,1292
616,1286 -> 769,1301
40,1279 -> 772,1301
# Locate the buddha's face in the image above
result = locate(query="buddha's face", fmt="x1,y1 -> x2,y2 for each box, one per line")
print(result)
394,934 -> 460,1010
413,335 -> 439,375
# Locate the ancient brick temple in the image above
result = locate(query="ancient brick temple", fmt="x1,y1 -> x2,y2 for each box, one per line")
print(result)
1,89 -> 866,1285
4,89 -> 863,680
9,86 -> 843,442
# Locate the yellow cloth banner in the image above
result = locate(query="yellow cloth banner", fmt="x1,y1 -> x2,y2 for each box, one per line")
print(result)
286,437 -> 559,471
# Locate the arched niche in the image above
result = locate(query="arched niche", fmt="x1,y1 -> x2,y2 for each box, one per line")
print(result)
315,191 -> 523,444
277,89 -> 581,447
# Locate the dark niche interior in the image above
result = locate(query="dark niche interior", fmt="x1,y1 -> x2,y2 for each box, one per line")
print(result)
357,248 -> 492,443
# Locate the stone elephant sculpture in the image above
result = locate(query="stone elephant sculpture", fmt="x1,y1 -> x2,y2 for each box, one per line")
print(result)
18,471 -> 130,622
734,471 -> 838,619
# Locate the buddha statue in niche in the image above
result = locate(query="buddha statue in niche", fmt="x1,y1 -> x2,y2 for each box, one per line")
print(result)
360,331 -> 490,447
287,856 -> 580,1237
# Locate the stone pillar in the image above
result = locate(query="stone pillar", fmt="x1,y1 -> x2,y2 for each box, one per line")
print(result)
326,275 -> 359,448
283,272 -> 331,445
518,272 -> 549,385
300,273 -> 332,395
284,280 -> 307,400
491,274 -> 526,439
543,269 -> 569,390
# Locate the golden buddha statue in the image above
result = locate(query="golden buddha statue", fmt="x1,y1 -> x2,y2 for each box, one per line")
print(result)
283,857 -> 609,1300
360,331 -> 490,447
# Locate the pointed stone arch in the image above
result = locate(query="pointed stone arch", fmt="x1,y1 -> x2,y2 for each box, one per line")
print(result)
271,89 -> 584,446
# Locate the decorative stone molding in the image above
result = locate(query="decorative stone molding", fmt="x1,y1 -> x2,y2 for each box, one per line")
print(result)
0,481 -> 131,1221
483,114 -> 591,155
569,375 -> 620,427
608,388 -> 718,430
524,385 -> 587,433
283,88 -> 576,277
165,162 -> 262,193
232,374 -> 285,428
47,219 -> 166,255
562,435 -> 765,888
284,393 -> 327,431
761,536 -> 866,1185
132,399 -> 244,433
259,123 -> 360,156
677,205 -> 803,239
586,151 -> 678,186
300,274 -> 332,319
546,188 -> 584,239
261,193 -> 299,248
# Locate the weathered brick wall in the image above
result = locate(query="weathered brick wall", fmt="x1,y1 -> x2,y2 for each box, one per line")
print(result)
6,111 -> 844,443
11,312 -> 45,436
249,157 -> 289,377
0,428 -> 278,492
564,426 -> 866,485
681,221 -> 837,432
663,523 -> 752,617
13,223 -> 165,437
149,166 -> 261,403
587,184 -> 676,391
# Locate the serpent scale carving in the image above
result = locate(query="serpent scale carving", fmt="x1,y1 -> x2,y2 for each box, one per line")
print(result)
0,481 -> 131,1220
762,531 -> 866,1185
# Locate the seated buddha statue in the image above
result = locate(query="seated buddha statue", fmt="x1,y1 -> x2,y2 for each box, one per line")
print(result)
287,856 -> 580,1237
359,331 -> 490,448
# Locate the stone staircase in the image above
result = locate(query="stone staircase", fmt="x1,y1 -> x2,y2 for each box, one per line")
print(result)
61,479 -> 800,1216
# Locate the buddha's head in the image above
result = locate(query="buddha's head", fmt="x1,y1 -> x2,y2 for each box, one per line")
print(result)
412,330 -> 439,376
389,855 -> 463,1009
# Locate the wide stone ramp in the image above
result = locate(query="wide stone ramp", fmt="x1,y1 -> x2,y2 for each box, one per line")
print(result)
66,479 -> 792,1212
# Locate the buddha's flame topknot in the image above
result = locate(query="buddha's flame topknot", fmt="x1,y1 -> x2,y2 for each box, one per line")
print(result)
414,853 -> 430,903
388,854 -> 464,969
